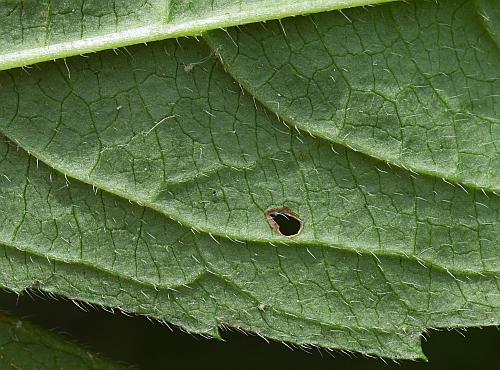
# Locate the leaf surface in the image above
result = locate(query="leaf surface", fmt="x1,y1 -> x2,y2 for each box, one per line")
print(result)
205,0 -> 500,191
0,0 -> 498,361
0,313 -> 127,369
0,0 -> 394,70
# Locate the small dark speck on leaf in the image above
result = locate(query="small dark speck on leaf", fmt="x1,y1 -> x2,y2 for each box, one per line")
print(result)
266,207 -> 303,237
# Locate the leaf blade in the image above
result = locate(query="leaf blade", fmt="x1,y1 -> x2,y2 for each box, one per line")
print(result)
0,0 -> 498,361
0,36 -> 498,360
205,0 -> 500,192
0,0 -> 396,71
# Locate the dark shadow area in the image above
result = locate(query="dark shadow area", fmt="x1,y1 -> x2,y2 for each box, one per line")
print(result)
0,289 -> 498,370
269,213 -> 302,236
266,208 -> 303,237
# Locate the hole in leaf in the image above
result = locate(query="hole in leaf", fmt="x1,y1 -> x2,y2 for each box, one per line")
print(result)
266,208 -> 303,237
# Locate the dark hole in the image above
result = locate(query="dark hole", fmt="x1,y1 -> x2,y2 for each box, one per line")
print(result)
269,212 -> 302,236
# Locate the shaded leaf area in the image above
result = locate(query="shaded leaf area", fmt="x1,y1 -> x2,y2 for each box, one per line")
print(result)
0,313 -> 127,369
206,0 -> 500,191
0,36 -> 498,359
0,0 -> 395,70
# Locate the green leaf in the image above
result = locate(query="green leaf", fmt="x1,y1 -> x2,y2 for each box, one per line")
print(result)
205,0 -> 500,192
0,313 -> 127,369
0,0 -> 498,361
0,0 -> 395,70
